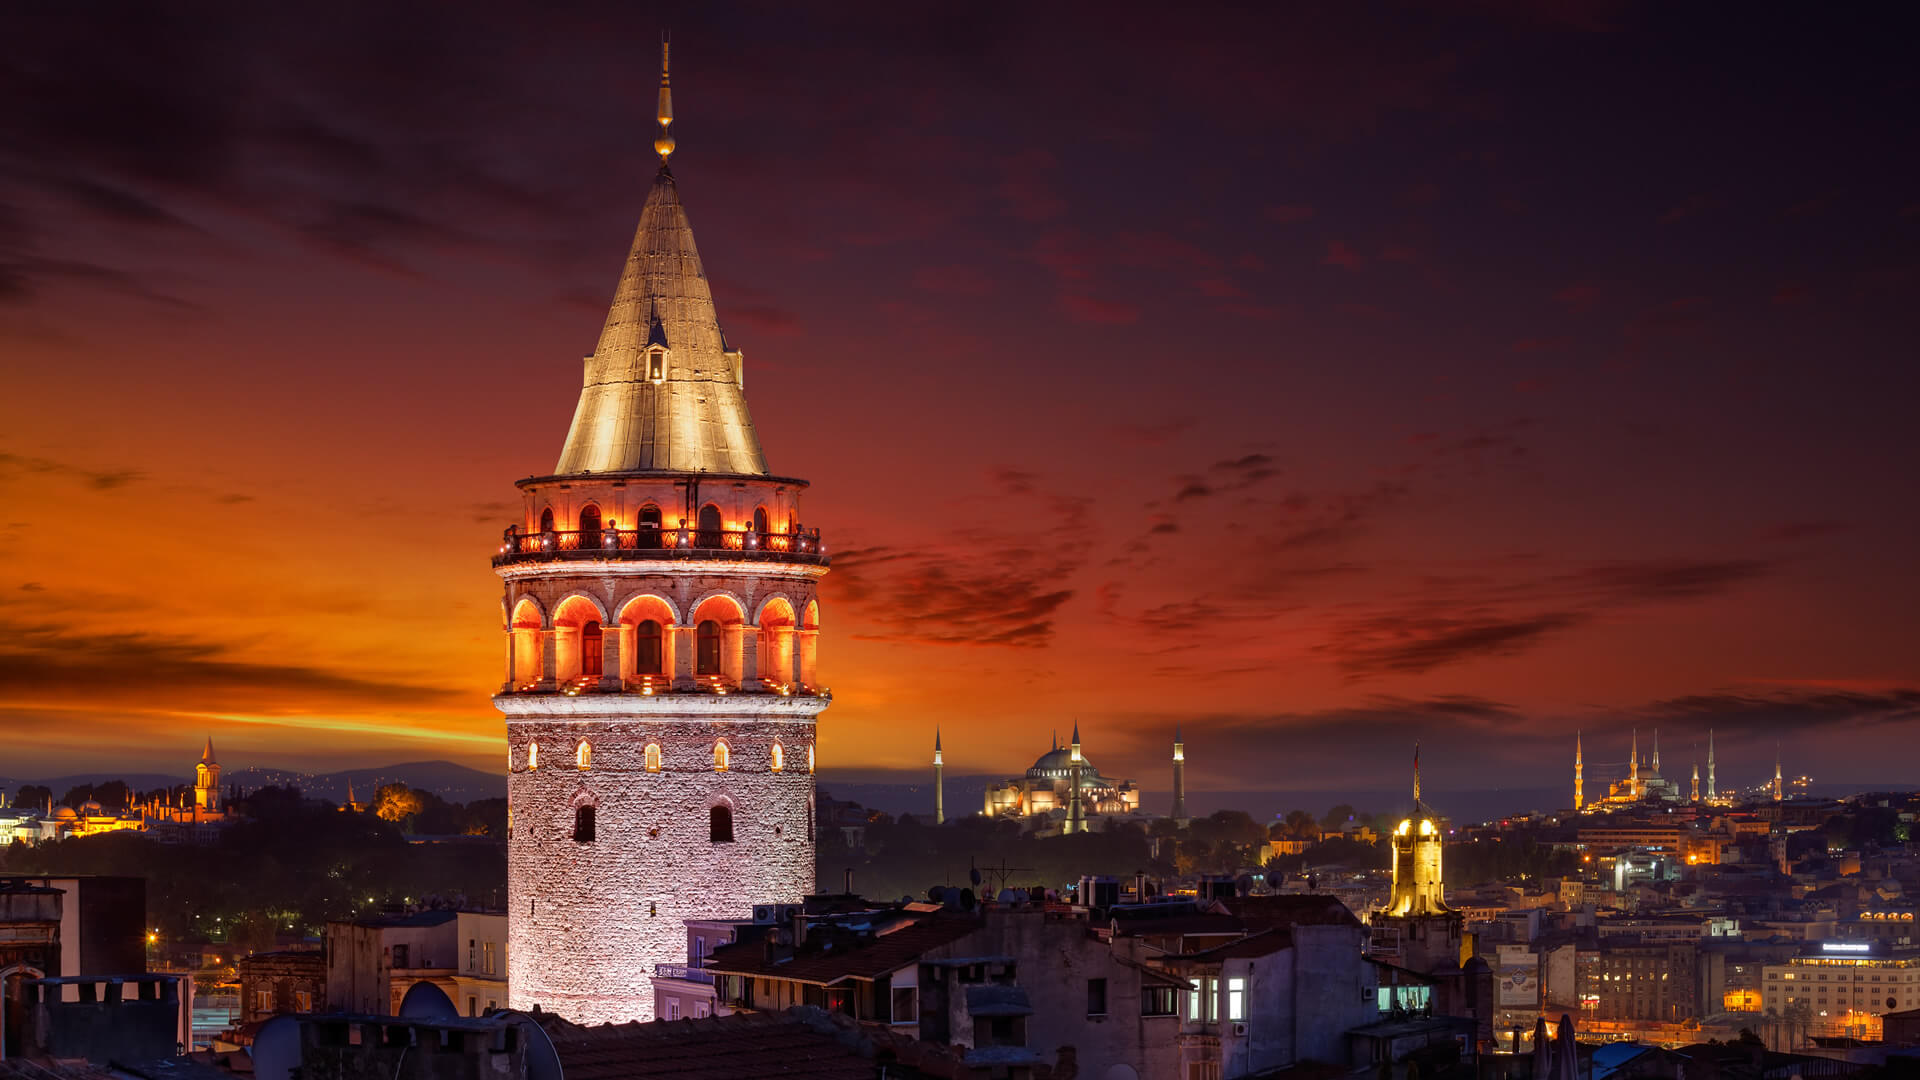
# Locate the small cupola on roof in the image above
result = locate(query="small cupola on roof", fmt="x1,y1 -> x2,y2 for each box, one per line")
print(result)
552,41 -> 768,477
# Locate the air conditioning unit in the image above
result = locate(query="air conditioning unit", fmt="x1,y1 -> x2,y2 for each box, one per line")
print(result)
752,905 -> 777,923
1231,1022 -> 1248,1037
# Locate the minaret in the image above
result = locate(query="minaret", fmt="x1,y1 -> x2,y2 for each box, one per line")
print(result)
933,728 -> 944,826
1171,724 -> 1188,822
498,43 -> 827,1025
1067,721 -> 1084,834
1573,731 -> 1584,811
1691,757 -> 1700,802
1629,729 -> 1640,799
194,736 -> 220,814
1651,729 -> 1661,775
1707,728 -> 1717,801
1773,743 -> 1783,802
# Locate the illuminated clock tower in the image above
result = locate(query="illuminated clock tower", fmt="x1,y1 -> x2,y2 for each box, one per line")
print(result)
494,45 -> 828,1024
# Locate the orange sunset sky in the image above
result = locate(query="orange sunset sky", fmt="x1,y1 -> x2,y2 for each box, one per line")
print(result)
2,4 -> 1916,793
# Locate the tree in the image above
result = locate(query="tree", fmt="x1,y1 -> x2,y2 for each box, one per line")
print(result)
372,784 -> 425,826
1321,804 -> 1357,830
13,785 -> 53,811
1284,810 -> 1318,838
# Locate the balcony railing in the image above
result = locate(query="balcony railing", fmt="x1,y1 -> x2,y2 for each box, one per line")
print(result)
493,526 -> 827,568
654,964 -> 715,986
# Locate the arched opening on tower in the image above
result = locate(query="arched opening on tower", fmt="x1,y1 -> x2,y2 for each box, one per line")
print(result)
709,803 -> 734,843
752,505 -> 769,537
576,740 -> 592,770
697,503 -> 722,548
644,743 -> 662,772
552,595 -> 605,685
799,599 -> 821,688
689,594 -> 745,686
617,595 -> 676,685
539,506 -> 554,533
579,504 -> 602,549
637,504 -> 663,548
770,742 -> 784,772
757,597 -> 797,690
712,740 -> 730,772
509,598 -> 544,690
573,805 -> 595,843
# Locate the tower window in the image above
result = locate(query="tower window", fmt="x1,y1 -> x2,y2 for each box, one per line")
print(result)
647,348 -> 665,383
696,620 -> 722,674
696,503 -> 722,548
528,742 -> 539,770
579,505 -> 601,548
576,741 -> 591,770
710,805 -> 734,843
808,744 -> 815,773
638,505 -> 663,548
644,743 -> 662,772
574,806 -> 595,843
753,506 -> 769,535
539,507 -> 554,533
713,741 -> 730,772
770,743 -> 784,772
635,619 -> 663,674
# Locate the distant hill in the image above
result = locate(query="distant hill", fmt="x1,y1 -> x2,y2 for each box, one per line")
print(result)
1,761 -> 505,807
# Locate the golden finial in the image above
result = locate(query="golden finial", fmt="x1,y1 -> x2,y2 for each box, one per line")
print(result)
654,35 -> 676,167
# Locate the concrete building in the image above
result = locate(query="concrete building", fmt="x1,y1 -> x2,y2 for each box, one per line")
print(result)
236,950 -> 325,1026
497,44 -> 827,1025
1761,941 -> 1920,1040
324,910 -> 506,1018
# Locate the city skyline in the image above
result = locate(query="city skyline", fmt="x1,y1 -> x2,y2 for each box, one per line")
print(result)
3,5 -> 1917,788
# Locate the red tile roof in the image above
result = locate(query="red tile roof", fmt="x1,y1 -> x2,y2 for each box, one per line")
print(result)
702,913 -> 984,987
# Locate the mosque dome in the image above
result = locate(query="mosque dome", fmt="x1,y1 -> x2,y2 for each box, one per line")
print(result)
52,806 -> 78,821
80,800 -> 103,815
1027,747 -> 1104,784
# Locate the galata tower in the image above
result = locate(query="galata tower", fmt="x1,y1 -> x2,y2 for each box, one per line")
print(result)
495,44 -> 827,1024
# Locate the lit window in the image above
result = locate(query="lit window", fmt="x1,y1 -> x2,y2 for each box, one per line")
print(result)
576,741 -> 591,769
1227,977 -> 1246,1021
771,743 -> 784,772
528,742 -> 538,770
714,741 -> 730,771
645,743 -> 662,772
808,744 -> 816,773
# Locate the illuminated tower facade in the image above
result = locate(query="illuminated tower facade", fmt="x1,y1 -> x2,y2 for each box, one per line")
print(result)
496,47 -> 827,1024
933,728 -> 944,826
1773,744 -> 1783,802
1691,759 -> 1700,802
1171,724 -> 1188,822
1573,731 -> 1584,811
1387,745 -> 1447,917
195,737 -> 220,813
1651,729 -> 1661,775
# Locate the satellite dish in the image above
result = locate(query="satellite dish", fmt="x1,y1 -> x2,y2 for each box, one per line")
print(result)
250,1016 -> 301,1080
399,981 -> 458,1020
959,888 -> 977,911
503,1013 -> 563,1080
927,885 -> 946,903
1265,870 -> 1283,890
969,868 -> 982,886
997,889 -> 1021,905
1235,874 -> 1254,897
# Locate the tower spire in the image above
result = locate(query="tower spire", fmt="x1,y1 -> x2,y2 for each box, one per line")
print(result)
1574,731 -> 1584,812
1707,728 -> 1717,801
1773,742 -> 1783,802
654,36 -> 675,168
1652,728 -> 1661,774
932,726 -> 944,826
1171,723 -> 1188,823
1630,728 -> 1640,798
1413,742 -> 1422,806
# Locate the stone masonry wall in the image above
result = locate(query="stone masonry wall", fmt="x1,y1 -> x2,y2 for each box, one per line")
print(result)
505,708 -> 818,1023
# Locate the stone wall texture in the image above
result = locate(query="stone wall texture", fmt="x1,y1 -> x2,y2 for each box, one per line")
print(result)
505,706 -> 819,1023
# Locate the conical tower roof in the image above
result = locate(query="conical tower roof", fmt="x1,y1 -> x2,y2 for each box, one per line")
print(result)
201,736 -> 217,764
553,167 -> 769,476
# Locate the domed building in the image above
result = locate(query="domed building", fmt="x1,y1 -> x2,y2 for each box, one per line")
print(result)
982,725 -> 1141,832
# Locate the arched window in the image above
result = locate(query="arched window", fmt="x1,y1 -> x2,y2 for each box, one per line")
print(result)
634,620 -> 663,674
576,741 -> 591,770
710,804 -> 734,843
807,744 -> 815,774
696,620 -> 721,675
770,743 -> 784,773
713,740 -> 730,771
644,743 -> 662,772
581,620 -> 603,678
527,742 -> 539,770
579,505 -> 601,548
753,506 -> 769,536
539,507 -> 554,533
807,797 -> 815,842
697,503 -> 722,548
574,806 -> 595,843
638,505 -> 662,549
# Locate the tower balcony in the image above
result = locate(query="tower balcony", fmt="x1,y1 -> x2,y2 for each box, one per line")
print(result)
493,525 -> 827,568
500,674 -> 829,701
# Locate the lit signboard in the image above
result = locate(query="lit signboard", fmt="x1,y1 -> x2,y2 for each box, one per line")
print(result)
1821,942 -> 1870,953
